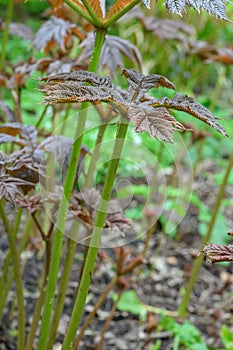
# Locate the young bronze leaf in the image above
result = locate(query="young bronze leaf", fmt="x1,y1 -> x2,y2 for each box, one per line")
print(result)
41,82 -> 114,104
143,17 -> 195,44
78,34 -> 142,76
40,71 -> 125,104
0,134 -> 27,147
128,104 -> 185,142
33,16 -> 77,53
0,123 -> 38,148
0,171 -> 34,205
150,93 -> 229,137
123,69 -> 175,102
43,70 -> 115,88
202,243 -> 233,263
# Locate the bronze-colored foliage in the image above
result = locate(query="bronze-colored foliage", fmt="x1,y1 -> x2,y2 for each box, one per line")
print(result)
128,105 -> 185,142
33,16 -> 81,53
123,7 -> 195,45
40,69 -> 229,142
46,187 -> 132,233
15,194 -> 43,214
122,68 -> 175,102
0,123 -> 38,148
78,33 -> 142,76
0,153 -> 35,204
202,242 -> 233,263
150,93 -> 228,137
190,40 -> 233,65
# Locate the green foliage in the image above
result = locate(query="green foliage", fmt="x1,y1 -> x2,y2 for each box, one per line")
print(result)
113,289 -> 147,319
220,325 -> 233,350
159,315 -> 209,350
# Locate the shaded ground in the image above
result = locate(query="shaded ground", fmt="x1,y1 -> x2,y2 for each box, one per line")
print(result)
0,159 -> 233,350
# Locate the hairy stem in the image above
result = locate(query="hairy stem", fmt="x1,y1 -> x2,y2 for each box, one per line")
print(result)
0,201 -> 25,350
37,28 -> 106,350
61,120 -> 128,349
178,151 -> 233,317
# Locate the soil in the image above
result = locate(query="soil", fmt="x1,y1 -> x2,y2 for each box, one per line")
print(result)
0,158 -> 233,350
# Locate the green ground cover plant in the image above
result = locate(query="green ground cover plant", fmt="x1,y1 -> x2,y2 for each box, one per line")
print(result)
0,0 -> 233,349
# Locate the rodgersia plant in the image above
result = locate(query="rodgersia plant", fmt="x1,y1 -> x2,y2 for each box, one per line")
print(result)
0,0 -> 231,349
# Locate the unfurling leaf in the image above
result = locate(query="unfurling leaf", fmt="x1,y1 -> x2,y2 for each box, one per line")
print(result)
123,69 -> 175,102
78,34 -> 142,76
15,194 -> 43,214
202,243 -> 233,263
150,93 -> 229,137
129,104 -> 185,142
0,170 -> 34,205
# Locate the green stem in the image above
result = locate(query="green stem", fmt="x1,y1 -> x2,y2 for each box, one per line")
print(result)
84,122 -> 107,188
0,201 -> 25,350
178,151 -> 233,317
103,0 -> 140,28
0,208 -> 22,318
35,105 -> 49,129
0,0 -> 13,72
0,216 -> 33,320
73,275 -> 118,349
25,221 -> 53,350
64,0 -> 95,25
45,237 -> 77,350
60,103 -> 71,135
37,28 -> 106,350
61,119 -> 128,350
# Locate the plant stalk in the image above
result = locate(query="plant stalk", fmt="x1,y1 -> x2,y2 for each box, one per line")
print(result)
37,28 -> 106,350
0,201 -> 25,350
178,151 -> 233,317
73,275 -> 118,349
0,215 -> 33,320
84,122 -> 107,188
61,119 -> 128,350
